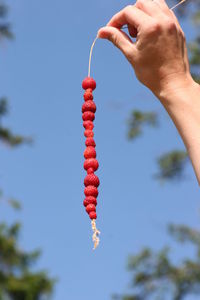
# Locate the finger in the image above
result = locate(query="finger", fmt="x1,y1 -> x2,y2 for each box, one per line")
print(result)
135,0 -> 164,17
153,0 -> 171,13
97,26 -> 137,60
106,5 -> 152,30
152,0 -> 183,30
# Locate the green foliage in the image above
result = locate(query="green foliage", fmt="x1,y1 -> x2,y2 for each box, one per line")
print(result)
0,3 -> 7,17
127,110 -> 158,140
0,24 -> 13,39
8,199 -> 21,211
168,224 -> 200,251
189,37 -> 200,66
0,127 -> 32,147
0,190 -> 21,211
0,98 -> 8,116
191,72 -> 200,84
0,98 -> 32,147
193,11 -> 200,24
0,1 -> 13,40
0,3 -> 56,300
116,224 -> 200,300
0,222 -> 55,300
155,150 -> 188,181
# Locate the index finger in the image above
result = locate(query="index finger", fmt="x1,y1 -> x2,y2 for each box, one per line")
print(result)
107,5 -> 153,29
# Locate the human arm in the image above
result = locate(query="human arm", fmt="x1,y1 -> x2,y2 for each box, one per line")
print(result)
97,0 -> 200,185
159,76 -> 200,185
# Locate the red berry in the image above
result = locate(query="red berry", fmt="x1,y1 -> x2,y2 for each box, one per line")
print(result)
84,186 -> 98,197
86,88 -> 93,93
82,101 -> 96,113
86,204 -> 96,214
84,173 -> 100,187
82,77 -> 96,91
84,158 -> 99,172
87,168 -> 94,174
83,196 -> 97,207
89,211 -> 97,220
85,138 -> 96,147
83,121 -> 94,130
84,146 -> 96,159
84,91 -> 93,101
82,111 -> 95,122
84,130 -> 94,138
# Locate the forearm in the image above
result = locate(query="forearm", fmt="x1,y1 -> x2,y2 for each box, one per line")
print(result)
158,77 -> 200,185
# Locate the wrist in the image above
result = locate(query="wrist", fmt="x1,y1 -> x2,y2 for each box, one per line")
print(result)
153,72 -> 196,105
154,75 -> 200,185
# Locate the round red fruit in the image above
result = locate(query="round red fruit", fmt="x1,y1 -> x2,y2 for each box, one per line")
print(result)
84,158 -> 99,172
84,173 -> 100,187
83,196 -> 97,207
82,111 -> 95,122
84,186 -> 98,197
84,91 -> 93,101
82,77 -> 96,91
86,204 -> 96,214
87,168 -> 94,174
82,101 -> 96,113
85,138 -> 96,147
84,130 -> 94,138
83,121 -> 94,130
89,211 -> 97,220
84,146 -> 96,159
86,88 -> 93,93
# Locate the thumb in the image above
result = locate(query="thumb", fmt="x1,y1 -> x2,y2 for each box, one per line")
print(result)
97,26 -> 136,60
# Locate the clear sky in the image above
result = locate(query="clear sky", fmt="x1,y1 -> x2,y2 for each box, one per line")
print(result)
1,0 -> 200,300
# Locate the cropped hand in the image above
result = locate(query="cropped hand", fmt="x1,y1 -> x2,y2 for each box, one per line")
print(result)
98,0 -> 193,97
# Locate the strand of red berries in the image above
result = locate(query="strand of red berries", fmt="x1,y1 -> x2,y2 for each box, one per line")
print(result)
81,0 -> 185,250
82,76 -> 100,249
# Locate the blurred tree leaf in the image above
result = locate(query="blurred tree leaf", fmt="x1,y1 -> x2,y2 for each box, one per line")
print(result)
168,224 -> 200,249
0,4 -> 55,299
0,2 -> 13,40
193,11 -> 200,24
0,24 -> 13,39
8,199 -> 21,211
189,38 -> 200,65
191,72 -> 200,84
115,224 -> 200,300
0,222 -> 56,300
127,110 -> 158,140
0,98 -> 32,147
0,127 -> 32,147
154,150 -> 188,181
0,98 -> 8,116
0,3 -> 7,17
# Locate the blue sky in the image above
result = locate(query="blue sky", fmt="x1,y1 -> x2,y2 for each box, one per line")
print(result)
1,0 -> 200,299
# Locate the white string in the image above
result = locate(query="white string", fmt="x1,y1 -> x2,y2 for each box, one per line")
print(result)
170,0 -> 187,10
91,219 -> 100,250
88,36 -> 98,78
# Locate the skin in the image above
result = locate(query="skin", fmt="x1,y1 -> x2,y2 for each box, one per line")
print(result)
97,0 -> 200,185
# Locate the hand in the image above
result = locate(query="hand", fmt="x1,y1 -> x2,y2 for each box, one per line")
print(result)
97,0 -> 193,98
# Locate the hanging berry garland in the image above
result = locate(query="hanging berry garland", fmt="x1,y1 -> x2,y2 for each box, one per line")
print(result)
82,36 -> 100,250
82,0 -> 187,250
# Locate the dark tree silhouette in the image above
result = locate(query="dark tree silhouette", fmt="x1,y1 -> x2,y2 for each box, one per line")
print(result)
0,2 -> 56,299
